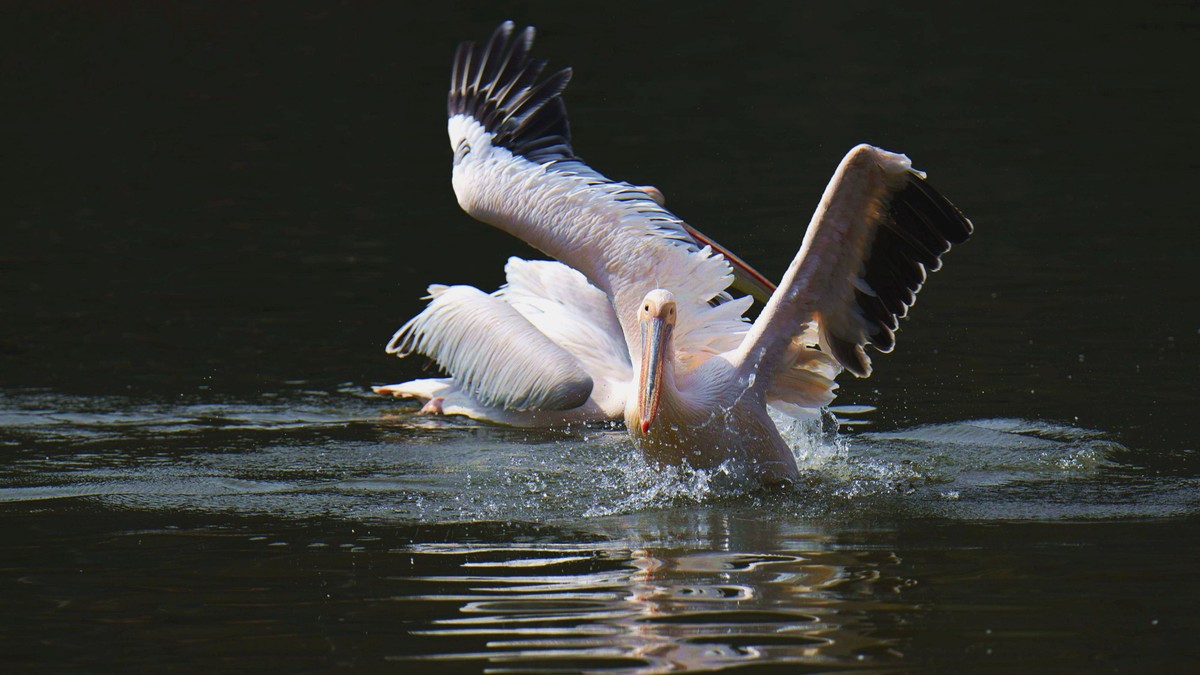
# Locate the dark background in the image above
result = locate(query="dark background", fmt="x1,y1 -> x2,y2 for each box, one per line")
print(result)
4,2 -> 1197,448
4,4 -> 1200,672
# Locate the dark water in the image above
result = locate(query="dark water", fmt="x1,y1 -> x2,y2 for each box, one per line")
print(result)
4,2 -> 1199,672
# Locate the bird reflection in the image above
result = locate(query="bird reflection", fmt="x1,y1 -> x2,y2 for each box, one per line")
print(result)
400,512 -> 911,672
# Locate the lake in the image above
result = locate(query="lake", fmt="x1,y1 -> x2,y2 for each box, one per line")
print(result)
3,2 -> 1199,672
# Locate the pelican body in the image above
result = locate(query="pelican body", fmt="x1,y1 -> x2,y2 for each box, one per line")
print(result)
629,290 -> 797,482
380,22 -> 973,484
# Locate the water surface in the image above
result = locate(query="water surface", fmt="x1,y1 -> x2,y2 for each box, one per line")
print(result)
4,2 -> 1199,672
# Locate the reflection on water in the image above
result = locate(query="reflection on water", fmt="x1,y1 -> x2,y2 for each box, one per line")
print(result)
397,519 -> 904,673
2,389 -> 1198,671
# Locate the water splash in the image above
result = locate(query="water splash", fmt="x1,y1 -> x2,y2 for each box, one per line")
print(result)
3,389 -> 1185,523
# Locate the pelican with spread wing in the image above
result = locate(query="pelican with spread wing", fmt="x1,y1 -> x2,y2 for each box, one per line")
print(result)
377,22 -> 972,484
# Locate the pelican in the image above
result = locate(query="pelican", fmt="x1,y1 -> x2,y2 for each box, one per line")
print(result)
376,22 -> 779,426
374,250 -> 769,426
379,22 -> 972,484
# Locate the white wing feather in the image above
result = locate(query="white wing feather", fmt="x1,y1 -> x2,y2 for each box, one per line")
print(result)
495,257 -> 631,386
451,120 -> 748,370
373,376 -> 615,427
446,24 -> 753,373
387,284 -> 593,411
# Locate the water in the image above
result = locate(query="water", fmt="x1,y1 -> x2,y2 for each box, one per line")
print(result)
4,2 -> 1199,672
5,391 -> 1198,671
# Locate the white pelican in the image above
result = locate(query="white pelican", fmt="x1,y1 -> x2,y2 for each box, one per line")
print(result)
379,22 -> 972,484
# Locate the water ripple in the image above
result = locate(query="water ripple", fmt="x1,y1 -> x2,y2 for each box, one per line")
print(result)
2,389 -> 1187,522
391,535 -> 904,673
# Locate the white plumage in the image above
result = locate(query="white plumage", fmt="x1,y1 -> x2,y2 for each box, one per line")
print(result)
378,22 -> 973,483
376,257 -> 631,426
385,282 -> 592,412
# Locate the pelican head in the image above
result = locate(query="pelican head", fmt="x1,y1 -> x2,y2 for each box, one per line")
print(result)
636,289 -> 677,435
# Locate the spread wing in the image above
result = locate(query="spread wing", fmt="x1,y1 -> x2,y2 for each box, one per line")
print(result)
386,284 -> 594,411
734,144 -> 973,391
446,21 -> 764,361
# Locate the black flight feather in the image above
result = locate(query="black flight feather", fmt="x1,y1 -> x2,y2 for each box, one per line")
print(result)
449,21 -> 578,165
847,171 -> 973,376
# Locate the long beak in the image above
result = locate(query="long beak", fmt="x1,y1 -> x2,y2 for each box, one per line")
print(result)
638,317 -> 670,434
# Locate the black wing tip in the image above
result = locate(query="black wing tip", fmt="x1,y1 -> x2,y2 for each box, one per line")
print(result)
449,21 -> 576,164
905,171 -> 974,243
854,170 -> 973,362
829,335 -> 871,378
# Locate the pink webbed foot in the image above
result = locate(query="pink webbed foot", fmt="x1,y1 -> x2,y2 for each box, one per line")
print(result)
418,397 -> 446,415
